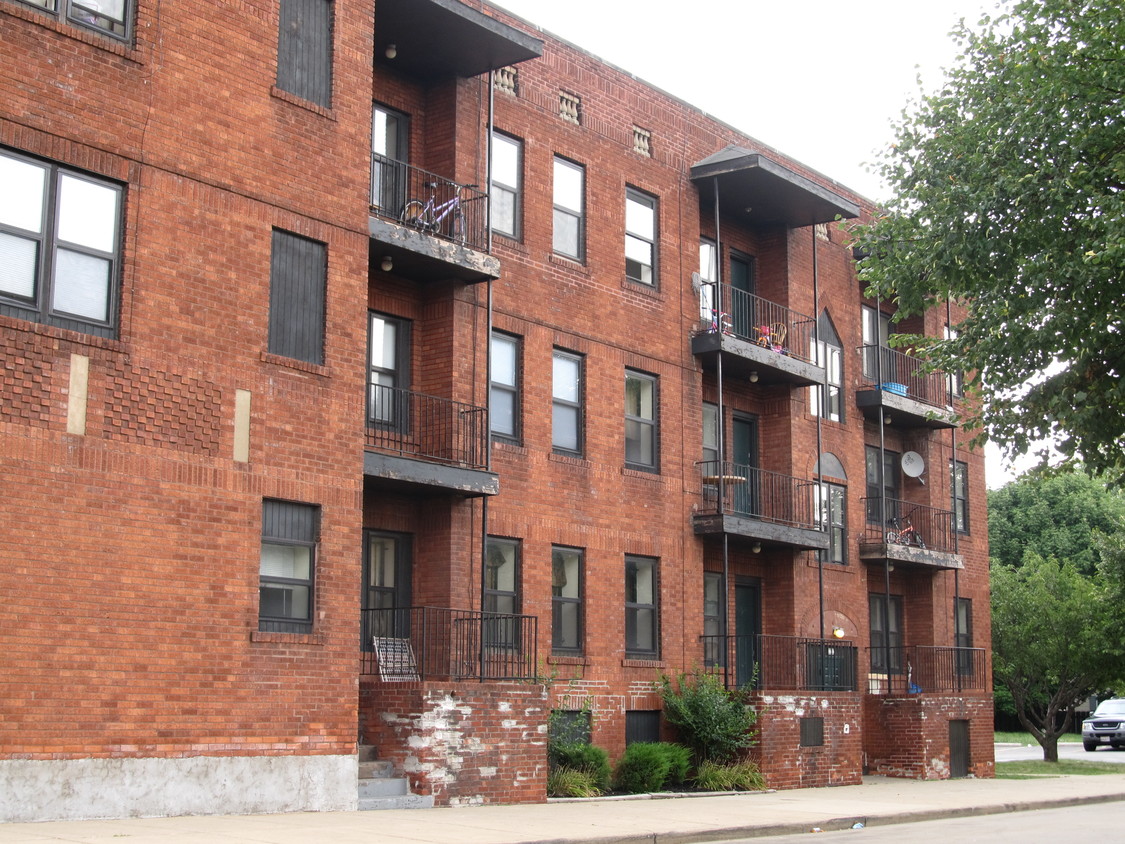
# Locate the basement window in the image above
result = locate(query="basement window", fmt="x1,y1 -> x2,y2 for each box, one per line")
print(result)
800,717 -> 825,747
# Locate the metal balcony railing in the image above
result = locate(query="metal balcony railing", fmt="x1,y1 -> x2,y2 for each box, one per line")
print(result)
859,344 -> 951,409
696,283 -> 817,365
697,460 -> 820,530
701,633 -> 858,692
370,155 -> 489,252
365,385 -> 489,470
861,497 -> 957,554
865,645 -> 988,694
360,606 -> 539,681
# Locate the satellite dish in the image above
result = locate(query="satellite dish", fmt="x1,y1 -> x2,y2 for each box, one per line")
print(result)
901,451 -> 925,478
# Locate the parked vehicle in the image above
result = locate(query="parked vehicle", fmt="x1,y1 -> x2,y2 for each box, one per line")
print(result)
1082,699 -> 1125,751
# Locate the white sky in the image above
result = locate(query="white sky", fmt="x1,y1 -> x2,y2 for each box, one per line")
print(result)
494,0 -> 1029,488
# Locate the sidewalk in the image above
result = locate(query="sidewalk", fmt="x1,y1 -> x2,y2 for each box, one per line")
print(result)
2,773 -> 1125,844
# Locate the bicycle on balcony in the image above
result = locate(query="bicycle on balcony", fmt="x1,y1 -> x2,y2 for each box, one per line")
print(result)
886,514 -> 926,549
401,180 -> 478,244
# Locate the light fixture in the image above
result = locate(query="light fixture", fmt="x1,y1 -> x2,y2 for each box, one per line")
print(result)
749,371 -> 759,383
883,415 -> 892,425
751,542 -> 762,554
385,43 -> 397,59
380,255 -> 393,272
832,626 -> 846,639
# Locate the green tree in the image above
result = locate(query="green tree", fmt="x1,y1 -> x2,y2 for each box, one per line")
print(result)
989,470 -> 1125,576
852,0 -> 1125,477
991,552 -> 1121,760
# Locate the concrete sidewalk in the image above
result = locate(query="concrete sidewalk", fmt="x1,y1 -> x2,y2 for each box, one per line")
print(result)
2,773 -> 1124,844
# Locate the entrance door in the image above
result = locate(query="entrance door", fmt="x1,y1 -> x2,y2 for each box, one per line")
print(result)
371,104 -> 409,214
734,580 -> 761,688
729,252 -> 755,339
950,720 -> 970,778
362,531 -> 411,645
732,415 -> 759,516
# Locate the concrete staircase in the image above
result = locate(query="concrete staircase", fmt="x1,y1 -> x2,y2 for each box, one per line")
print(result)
357,746 -> 433,811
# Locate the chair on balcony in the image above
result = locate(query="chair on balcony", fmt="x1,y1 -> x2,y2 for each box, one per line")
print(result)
756,323 -> 787,352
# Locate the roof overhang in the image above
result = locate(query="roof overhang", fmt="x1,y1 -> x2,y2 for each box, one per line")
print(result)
374,0 -> 543,81
691,146 -> 860,228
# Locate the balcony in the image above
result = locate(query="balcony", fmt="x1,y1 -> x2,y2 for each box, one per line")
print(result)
856,345 -> 956,428
361,606 -> 539,682
363,386 -> 498,497
859,497 -> 963,570
702,634 -> 859,692
691,285 -> 824,386
370,159 -> 499,284
693,461 -> 828,551
865,646 -> 988,695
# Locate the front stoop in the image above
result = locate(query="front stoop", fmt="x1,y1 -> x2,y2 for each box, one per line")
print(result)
358,746 -> 434,811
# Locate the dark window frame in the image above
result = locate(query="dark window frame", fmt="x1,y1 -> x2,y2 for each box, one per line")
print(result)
491,131 -> 523,240
276,0 -> 334,109
490,331 -> 521,443
484,536 -> 521,648
955,597 -> 974,675
951,459 -> 970,534
552,155 -> 585,261
0,147 -> 123,338
268,228 -> 327,365
371,102 -> 410,213
362,529 -> 412,641
366,311 -> 411,429
551,545 -> 584,654
869,592 -> 903,674
625,710 -> 661,744
16,0 -> 132,40
552,348 -> 584,456
625,186 -> 657,286
703,571 -> 723,668
625,554 -> 660,658
259,499 -> 319,633
818,482 -> 848,565
625,369 -> 659,472
865,446 -> 900,525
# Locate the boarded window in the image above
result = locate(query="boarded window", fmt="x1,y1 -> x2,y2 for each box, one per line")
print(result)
277,0 -> 333,108
268,229 -> 326,365
799,717 -> 824,747
625,710 -> 661,745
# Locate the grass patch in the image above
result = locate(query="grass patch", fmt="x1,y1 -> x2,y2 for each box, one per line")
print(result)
997,759 -> 1125,778
993,731 -> 1081,745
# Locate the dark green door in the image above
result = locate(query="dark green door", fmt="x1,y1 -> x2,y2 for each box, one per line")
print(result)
732,416 -> 759,516
729,254 -> 754,338
734,581 -> 761,688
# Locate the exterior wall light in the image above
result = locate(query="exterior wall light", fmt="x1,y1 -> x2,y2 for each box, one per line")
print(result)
381,256 -> 393,272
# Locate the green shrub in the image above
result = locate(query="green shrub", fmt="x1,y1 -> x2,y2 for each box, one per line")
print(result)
613,742 -> 672,793
649,742 -> 693,784
692,759 -> 767,791
548,766 -> 603,798
658,671 -> 759,763
550,741 -> 611,791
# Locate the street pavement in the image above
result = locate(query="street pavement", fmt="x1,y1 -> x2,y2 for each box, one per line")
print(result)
2,753 -> 1125,844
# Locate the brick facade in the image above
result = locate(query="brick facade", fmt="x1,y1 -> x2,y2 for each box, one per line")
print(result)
1,0 -> 991,822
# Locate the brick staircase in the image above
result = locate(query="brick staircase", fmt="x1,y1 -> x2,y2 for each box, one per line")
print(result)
357,746 -> 433,811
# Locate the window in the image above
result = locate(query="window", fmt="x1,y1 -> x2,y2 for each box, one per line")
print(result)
625,710 -> 661,744
484,537 -> 520,646
491,332 -> 520,442
552,349 -> 583,455
363,530 -> 411,640
698,238 -> 718,324
625,555 -> 659,656
865,446 -> 900,524
0,149 -> 123,338
268,229 -> 326,365
951,460 -> 969,534
817,483 -> 847,564
552,157 -> 585,260
367,312 -> 410,428
945,324 -> 964,398
276,0 -> 334,108
955,597 -> 974,675
702,402 -> 719,466
862,305 -> 893,381
703,571 -> 723,667
371,104 -> 409,213
625,370 -> 658,471
491,133 -> 522,239
800,717 -> 825,747
869,593 -> 902,674
551,546 -> 583,653
20,0 -> 130,38
259,499 -> 319,633
625,188 -> 657,285
811,312 -> 843,422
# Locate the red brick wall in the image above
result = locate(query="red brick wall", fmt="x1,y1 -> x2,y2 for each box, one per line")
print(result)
359,679 -> 549,805
863,693 -> 995,779
752,693 -> 863,789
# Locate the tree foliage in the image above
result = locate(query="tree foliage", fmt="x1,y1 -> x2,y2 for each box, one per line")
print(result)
852,0 -> 1125,477
991,552 -> 1122,760
658,671 -> 758,763
989,469 -> 1125,575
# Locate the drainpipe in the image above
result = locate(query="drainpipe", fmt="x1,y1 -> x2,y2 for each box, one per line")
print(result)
813,225 -> 824,643
478,70 -> 497,681
712,177 -> 731,686
947,295 -> 962,691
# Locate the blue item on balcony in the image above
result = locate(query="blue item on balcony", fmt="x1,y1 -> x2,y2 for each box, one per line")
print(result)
882,382 -> 907,396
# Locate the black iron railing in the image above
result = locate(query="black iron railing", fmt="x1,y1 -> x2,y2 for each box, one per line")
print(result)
859,344 -> 950,409
702,633 -> 858,692
361,606 -> 538,681
697,460 -> 819,530
861,497 -> 957,554
865,645 -> 987,694
370,155 -> 489,252
365,385 -> 489,469
697,283 -> 817,365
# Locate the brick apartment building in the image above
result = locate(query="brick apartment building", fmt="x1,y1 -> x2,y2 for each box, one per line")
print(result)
0,0 -> 992,822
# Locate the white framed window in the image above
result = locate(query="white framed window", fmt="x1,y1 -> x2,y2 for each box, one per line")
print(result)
552,157 -> 585,260
491,332 -> 520,442
491,132 -> 522,239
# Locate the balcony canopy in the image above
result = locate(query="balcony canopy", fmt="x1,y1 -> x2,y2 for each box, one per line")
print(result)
374,0 -> 543,81
691,147 -> 860,228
